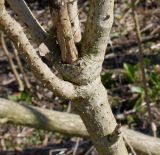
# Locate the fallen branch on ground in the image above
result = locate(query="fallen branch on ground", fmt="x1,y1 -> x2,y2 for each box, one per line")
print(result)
0,98 -> 159,155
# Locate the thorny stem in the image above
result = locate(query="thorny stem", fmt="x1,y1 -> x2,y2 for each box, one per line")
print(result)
131,0 -> 156,137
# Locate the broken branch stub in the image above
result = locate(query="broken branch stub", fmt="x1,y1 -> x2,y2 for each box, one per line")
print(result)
49,0 -> 78,64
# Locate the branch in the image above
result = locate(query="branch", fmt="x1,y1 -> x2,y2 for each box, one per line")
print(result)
0,98 -> 160,155
11,42 -> 31,89
68,0 -> 81,43
6,0 -> 62,60
0,32 -> 24,91
0,2 -> 77,100
49,0 -> 78,63
81,0 -> 114,57
6,0 -> 47,45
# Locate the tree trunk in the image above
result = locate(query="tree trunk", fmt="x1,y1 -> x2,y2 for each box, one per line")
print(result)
0,0 -> 129,154
74,80 -> 128,155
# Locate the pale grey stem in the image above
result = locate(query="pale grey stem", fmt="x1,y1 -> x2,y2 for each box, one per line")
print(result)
68,0 -> 82,42
0,98 -> 160,155
0,2 -> 77,99
6,0 -> 47,45
81,0 -> 114,58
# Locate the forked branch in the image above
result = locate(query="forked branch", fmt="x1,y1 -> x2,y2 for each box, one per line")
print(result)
0,0 -> 77,99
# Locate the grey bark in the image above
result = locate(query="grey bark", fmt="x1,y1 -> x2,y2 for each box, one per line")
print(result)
74,82 -> 128,155
0,98 -> 159,155
6,0 -> 47,44
68,0 -> 81,42
0,7 -> 77,100
0,0 -> 128,154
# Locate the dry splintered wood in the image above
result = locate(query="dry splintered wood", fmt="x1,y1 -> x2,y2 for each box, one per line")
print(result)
0,98 -> 160,155
49,0 -> 78,63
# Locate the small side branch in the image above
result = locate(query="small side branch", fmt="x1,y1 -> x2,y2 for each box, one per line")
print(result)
11,42 -> 31,89
68,0 -> 81,43
0,32 -> 24,91
0,1 -> 77,99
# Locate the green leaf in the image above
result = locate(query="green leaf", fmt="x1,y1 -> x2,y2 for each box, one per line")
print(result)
8,94 -> 19,102
123,63 -> 136,82
127,115 -> 135,124
20,91 -> 32,104
134,96 -> 143,111
131,86 -> 144,94
143,58 -> 150,65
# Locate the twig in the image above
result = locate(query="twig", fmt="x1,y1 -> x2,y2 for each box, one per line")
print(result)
85,146 -> 94,155
11,42 -> 31,89
0,32 -> 24,91
116,109 -> 136,120
131,0 -> 157,137
6,0 -> 47,45
49,148 -> 67,155
123,135 -> 137,155
68,0 -> 81,42
0,138 -> 6,151
107,34 -> 160,53
66,101 -> 72,113
120,0 -> 139,24
73,138 -> 80,155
